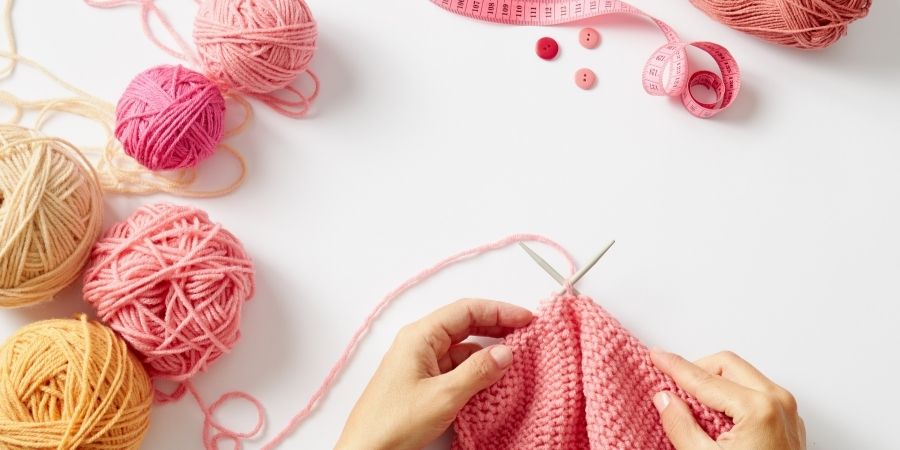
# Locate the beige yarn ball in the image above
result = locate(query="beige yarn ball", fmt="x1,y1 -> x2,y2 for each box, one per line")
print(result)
0,125 -> 103,308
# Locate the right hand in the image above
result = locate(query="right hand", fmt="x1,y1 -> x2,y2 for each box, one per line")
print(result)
650,349 -> 806,450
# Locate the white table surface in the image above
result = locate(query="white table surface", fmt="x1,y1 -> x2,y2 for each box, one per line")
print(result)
2,0 -> 899,448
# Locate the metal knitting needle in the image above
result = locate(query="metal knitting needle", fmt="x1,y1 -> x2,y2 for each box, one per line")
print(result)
519,243 -> 567,285
568,240 -> 615,286
520,240 -> 615,293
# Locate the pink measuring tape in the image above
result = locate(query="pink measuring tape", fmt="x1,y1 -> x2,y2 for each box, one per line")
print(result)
430,0 -> 741,118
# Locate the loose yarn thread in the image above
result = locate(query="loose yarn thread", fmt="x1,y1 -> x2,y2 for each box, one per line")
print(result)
0,0 -> 250,196
0,124 -> 103,308
690,0 -> 871,48
0,315 -> 153,449
87,0 -> 320,118
188,234 -> 578,450
82,203 -> 256,402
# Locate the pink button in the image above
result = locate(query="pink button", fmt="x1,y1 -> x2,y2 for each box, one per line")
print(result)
579,27 -> 600,49
575,68 -> 596,90
535,37 -> 559,60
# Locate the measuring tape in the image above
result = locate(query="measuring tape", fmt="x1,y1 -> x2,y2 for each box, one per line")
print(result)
430,0 -> 740,118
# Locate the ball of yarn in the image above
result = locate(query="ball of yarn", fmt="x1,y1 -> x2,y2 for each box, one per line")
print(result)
116,65 -> 226,171
193,0 -> 318,94
690,0 -> 871,49
0,125 -> 103,308
0,315 -> 153,449
83,203 -> 255,391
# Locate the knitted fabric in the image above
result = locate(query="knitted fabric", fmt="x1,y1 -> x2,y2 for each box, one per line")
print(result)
454,293 -> 733,449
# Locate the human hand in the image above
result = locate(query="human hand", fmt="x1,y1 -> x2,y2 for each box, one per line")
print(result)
651,349 -> 806,450
335,299 -> 533,450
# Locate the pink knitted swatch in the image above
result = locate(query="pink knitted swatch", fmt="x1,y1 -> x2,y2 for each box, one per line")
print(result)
454,293 -> 733,450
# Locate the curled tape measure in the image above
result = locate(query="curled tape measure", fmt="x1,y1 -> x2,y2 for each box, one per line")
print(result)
430,0 -> 741,118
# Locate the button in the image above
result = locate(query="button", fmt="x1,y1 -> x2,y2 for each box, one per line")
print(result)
579,27 -> 600,49
535,37 -> 559,60
575,68 -> 596,89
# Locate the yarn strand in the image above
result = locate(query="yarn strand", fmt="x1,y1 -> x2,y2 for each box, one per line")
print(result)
197,234 -> 578,450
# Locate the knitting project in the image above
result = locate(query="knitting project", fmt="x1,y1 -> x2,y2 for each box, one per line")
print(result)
454,292 -> 733,449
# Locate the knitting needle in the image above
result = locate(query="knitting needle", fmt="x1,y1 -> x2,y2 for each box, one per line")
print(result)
519,240 -> 615,292
568,240 -> 615,286
518,243 -> 567,285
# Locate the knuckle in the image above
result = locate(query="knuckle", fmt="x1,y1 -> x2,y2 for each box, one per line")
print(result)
453,298 -> 475,309
663,408 -> 692,436
691,371 -> 717,390
715,350 -> 740,363
473,357 -> 494,380
422,333 -> 441,349
774,388 -> 798,413
396,323 -> 418,341
751,393 -> 783,422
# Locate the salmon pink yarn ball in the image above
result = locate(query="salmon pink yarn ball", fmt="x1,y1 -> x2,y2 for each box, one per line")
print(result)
82,203 -> 255,398
690,0 -> 870,49
115,65 -> 225,171
193,0 -> 318,94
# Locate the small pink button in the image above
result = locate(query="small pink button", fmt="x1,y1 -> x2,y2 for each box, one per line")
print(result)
535,37 -> 559,60
579,27 -> 600,49
575,68 -> 596,90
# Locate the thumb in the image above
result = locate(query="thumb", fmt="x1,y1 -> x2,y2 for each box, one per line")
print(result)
653,391 -> 717,450
439,345 -> 513,408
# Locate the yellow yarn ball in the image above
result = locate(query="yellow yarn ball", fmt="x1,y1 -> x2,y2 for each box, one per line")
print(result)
0,315 -> 153,449
0,125 -> 103,308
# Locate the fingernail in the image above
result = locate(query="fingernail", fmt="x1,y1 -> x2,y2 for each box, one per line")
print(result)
490,345 -> 513,369
653,392 -> 670,412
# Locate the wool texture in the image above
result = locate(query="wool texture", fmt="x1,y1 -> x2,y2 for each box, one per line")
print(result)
0,315 -> 153,449
82,203 -> 255,401
0,125 -> 103,308
116,64 -> 226,171
690,0 -> 870,48
194,0 -> 318,95
454,293 -> 733,450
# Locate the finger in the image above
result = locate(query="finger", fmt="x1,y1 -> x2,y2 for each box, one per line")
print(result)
470,326 -> 518,338
651,349 -> 757,419
694,351 -> 776,392
694,351 -> 798,412
653,391 -> 717,450
433,344 -> 514,409
437,343 -> 483,373
413,299 -> 532,356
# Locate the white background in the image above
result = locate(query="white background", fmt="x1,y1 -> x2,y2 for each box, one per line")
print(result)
1,0 -> 899,449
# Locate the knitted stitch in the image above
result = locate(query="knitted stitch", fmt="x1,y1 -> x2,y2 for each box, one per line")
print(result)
454,293 -> 733,450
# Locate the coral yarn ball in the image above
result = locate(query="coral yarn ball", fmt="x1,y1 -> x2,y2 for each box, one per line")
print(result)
194,0 -> 318,94
0,125 -> 103,308
83,203 -> 255,387
690,0 -> 871,49
0,316 -> 152,449
115,65 -> 225,171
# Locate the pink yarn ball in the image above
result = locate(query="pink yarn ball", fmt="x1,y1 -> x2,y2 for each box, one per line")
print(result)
690,0 -> 870,49
115,65 -> 225,171
193,0 -> 318,94
83,203 -> 255,394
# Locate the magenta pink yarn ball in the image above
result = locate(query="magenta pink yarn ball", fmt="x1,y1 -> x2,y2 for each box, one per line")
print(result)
82,203 -> 255,389
115,65 -> 226,171
193,0 -> 318,94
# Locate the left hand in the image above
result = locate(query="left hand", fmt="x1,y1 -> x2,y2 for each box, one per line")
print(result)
335,299 -> 533,450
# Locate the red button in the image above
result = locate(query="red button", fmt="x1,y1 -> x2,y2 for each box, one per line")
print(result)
535,37 -> 559,60
579,28 -> 601,49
